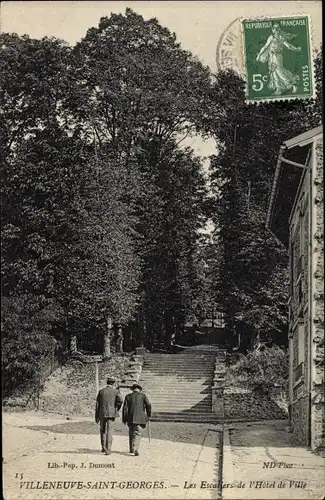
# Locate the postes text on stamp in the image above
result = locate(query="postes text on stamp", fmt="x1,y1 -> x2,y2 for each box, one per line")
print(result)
242,16 -> 313,102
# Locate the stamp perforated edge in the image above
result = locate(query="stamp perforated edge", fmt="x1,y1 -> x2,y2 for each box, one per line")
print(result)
239,13 -> 317,104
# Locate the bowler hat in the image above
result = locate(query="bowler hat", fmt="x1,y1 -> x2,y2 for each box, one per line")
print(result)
107,377 -> 115,384
131,383 -> 142,391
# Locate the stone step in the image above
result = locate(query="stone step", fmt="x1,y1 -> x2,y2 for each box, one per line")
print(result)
140,387 -> 212,392
151,409 -> 213,414
143,396 -> 212,400
141,380 -> 213,383
148,398 -> 212,403
143,391 -> 212,396
144,356 -> 215,365
144,360 -> 216,364
144,361 -> 215,364
142,370 -> 214,374
145,353 -> 217,356
143,363 -> 215,365
143,365 -> 215,368
147,400 -> 212,405
143,397 -> 212,401
145,365 -> 216,367
143,368 -> 215,372
137,348 -> 219,421
141,385 -> 212,388
147,352 -> 218,354
144,376 -> 213,381
143,376 -> 214,379
141,387 -> 212,390
141,378 -> 213,381
150,406 -> 212,412
143,374 -> 214,377
141,374 -> 213,377
143,366 -> 215,369
141,379 -> 213,383
141,376 -> 214,379
142,370 -> 214,373
144,362 -> 216,365
141,398 -> 211,403
150,413 -> 217,423
145,394 -> 212,399
143,356 -> 215,362
151,410 -> 213,414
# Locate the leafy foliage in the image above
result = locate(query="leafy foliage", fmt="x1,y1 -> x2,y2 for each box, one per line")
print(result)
1,295 -> 58,396
134,138 -> 207,346
229,345 -> 289,393
1,11 -> 211,394
207,54 -> 322,348
1,12 -> 322,398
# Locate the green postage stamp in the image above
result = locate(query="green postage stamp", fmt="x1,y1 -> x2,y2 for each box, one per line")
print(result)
242,16 -> 313,102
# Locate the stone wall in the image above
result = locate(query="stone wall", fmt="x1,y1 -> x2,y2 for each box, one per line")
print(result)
287,136 -> 324,449
312,138 -> 324,450
119,354 -> 145,399
211,350 -> 226,418
291,395 -> 309,445
224,388 -> 287,421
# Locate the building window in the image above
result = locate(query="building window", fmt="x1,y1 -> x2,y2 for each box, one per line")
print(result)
295,323 -> 305,382
298,323 -> 305,364
295,254 -> 304,280
289,242 -> 294,297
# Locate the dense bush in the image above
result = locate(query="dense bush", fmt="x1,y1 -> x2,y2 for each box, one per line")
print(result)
230,345 -> 288,394
1,295 -> 59,396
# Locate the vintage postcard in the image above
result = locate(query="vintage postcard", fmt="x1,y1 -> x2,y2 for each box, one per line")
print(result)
1,1 -> 324,500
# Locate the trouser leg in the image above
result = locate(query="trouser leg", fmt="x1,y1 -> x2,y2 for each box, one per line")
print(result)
128,426 -> 134,453
106,419 -> 113,452
100,419 -> 106,450
133,424 -> 143,452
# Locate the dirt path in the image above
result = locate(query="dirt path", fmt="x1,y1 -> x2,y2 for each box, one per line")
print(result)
3,411 -> 222,500
223,421 -> 325,499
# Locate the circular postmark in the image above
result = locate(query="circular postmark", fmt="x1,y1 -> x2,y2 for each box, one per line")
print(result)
216,17 -> 243,73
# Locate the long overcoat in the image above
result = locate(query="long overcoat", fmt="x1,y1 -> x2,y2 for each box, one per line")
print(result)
95,386 -> 123,420
122,391 -> 151,426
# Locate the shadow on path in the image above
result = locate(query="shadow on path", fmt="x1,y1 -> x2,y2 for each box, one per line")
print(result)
22,420 -> 221,448
44,448 -> 130,456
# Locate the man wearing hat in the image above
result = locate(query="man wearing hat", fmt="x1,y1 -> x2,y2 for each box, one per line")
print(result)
95,377 -> 123,455
122,383 -> 151,456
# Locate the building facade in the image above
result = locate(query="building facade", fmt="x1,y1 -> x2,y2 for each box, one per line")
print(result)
267,126 -> 324,450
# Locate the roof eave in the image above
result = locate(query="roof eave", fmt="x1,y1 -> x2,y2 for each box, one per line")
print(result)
266,125 -> 323,231
283,125 -> 323,149
265,144 -> 286,231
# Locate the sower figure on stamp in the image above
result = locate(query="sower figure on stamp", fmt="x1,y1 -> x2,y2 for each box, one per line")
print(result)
122,383 -> 151,456
95,377 -> 123,455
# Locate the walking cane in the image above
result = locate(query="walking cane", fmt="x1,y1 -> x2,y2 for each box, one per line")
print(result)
148,419 -> 151,443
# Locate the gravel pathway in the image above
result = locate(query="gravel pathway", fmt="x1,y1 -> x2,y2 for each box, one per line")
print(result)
3,411 -> 222,500
223,421 -> 325,499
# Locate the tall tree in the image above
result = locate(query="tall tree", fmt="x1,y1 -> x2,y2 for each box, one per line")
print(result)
65,8 -> 215,348
207,66 -> 320,348
134,137 -> 207,347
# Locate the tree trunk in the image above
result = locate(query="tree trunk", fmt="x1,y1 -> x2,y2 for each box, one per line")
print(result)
70,334 -> 77,354
175,319 -> 181,344
164,310 -> 173,347
140,312 -> 146,348
103,316 -> 112,359
116,324 -> 123,353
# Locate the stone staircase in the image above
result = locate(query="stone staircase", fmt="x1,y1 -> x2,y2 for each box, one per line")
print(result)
139,345 -> 219,423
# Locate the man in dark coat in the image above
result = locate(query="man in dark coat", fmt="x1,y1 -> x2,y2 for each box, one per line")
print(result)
95,377 -> 123,455
122,383 -> 151,456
